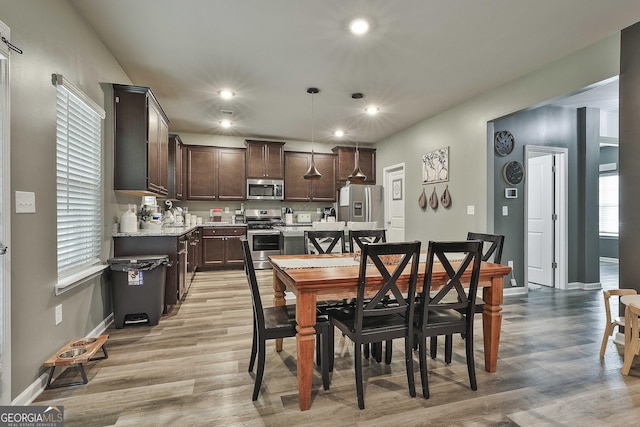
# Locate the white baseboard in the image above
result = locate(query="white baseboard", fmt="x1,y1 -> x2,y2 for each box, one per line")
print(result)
567,281 -> 602,290
614,332 -> 625,346
12,313 -> 114,406
504,287 -> 527,296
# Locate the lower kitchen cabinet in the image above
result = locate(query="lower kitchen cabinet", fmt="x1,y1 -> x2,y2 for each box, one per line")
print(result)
187,228 -> 202,283
201,227 -> 246,268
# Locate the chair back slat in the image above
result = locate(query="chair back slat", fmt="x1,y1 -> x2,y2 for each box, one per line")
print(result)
421,240 -> 483,323
304,230 -> 346,254
355,241 -> 421,330
349,229 -> 386,253
241,238 -> 265,327
467,232 -> 504,264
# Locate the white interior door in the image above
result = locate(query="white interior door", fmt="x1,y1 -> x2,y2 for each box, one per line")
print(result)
527,154 -> 554,286
384,164 -> 405,242
0,19 -> 11,404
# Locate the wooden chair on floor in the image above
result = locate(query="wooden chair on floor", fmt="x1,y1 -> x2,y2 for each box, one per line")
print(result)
416,240 -> 483,399
622,302 -> 640,375
304,230 -> 346,254
241,239 -> 332,400
432,232 -> 505,363
601,289 -> 637,357
349,229 -> 390,362
328,241 -> 421,409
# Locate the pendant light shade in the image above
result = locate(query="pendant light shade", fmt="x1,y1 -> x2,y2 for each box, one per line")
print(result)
348,92 -> 367,182
304,87 -> 322,180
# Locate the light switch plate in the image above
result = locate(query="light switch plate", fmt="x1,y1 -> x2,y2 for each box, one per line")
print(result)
502,206 -> 509,216
467,205 -> 475,215
55,304 -> 62,325
15,191 -> 36,213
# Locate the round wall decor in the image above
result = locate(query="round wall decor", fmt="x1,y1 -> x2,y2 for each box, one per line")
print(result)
494,130 -> 515,156
502,160 -> 524,185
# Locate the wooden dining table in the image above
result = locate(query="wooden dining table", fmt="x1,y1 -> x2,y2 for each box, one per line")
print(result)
269,252 -> 512,411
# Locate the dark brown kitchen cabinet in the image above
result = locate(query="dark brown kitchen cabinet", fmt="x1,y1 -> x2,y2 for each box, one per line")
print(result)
168,134 -> 184,200
332,146 -> 376,184
284,151 -> 336,202
113,84 -> 170,196
187,228 -> 201,284
186,146 -> 246,201
201,227 -> 246,268
246,140 -> 285,179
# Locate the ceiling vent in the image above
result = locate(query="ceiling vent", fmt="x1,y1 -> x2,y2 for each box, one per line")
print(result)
221,110 -> 233,116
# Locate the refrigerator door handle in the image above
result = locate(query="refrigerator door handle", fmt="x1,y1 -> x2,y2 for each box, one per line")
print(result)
365,186 -> 371,222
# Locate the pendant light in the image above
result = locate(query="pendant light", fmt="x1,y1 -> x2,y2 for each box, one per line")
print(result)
349,92 -> 367,182
303,87 -> 322,180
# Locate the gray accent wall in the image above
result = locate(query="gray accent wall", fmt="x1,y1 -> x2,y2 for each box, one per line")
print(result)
491,106 -> 600,288
620,22 -> 640,293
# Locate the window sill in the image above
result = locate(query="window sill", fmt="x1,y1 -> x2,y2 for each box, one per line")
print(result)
55,264 -> 108,296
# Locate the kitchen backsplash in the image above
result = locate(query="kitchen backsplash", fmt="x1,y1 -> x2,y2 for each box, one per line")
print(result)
114,194 -> 334,225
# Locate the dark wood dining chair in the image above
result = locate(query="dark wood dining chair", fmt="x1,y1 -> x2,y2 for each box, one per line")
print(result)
349,229 -> 386,253
304,230 -> 346,254
241,239 -> 332,400
416,240 -> 483,399
329,241 -> 421,409
349,229 -> 389,362
432,232 -> 505,363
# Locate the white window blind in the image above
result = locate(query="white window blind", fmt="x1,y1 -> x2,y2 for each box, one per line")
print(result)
599,174 -> 619,236
54,74 -> 105,279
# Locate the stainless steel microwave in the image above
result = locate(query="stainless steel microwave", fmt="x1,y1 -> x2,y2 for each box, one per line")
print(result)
246,178 -> 284,201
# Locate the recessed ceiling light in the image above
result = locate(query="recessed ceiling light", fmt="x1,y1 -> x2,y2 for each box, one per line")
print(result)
365,105 -> 379,115
334,130 -> 345,137
349,18 -> 370,36
218,89 -> 235,99
220,120 -> 232,128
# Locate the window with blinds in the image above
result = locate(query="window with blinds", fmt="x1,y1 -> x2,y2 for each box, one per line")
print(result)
599,174 -> 618,236
55,75 -> 104,279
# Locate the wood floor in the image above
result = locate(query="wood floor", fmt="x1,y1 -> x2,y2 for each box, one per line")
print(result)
34,266 -> 640,426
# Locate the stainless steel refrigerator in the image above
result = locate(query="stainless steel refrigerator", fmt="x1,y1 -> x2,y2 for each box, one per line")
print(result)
338,185 -> 384,226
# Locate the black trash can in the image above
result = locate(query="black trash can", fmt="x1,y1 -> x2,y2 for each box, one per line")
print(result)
108,255 -> 169,328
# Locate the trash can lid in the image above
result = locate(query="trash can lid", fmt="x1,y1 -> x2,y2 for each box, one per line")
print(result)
108,255 -> 169,264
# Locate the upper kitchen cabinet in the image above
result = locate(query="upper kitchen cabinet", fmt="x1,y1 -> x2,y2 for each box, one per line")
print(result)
113,84 -> 170,196
332,146 -> 376,184
168,134 -> 184,200
245,140 -> 285,179
186,146 -> 246,201
284,151 -> 336,202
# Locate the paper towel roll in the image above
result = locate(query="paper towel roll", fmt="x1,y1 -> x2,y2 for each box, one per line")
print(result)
285,213 -> 293,224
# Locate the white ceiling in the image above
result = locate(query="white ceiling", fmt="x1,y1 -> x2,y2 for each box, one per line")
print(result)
70,0 -> 640,145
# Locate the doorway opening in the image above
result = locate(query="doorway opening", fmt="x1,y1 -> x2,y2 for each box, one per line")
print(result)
525,145 -> 568,290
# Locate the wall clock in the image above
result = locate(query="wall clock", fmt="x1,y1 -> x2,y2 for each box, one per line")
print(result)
502,160 -> 524,185
494,130 -> 515,156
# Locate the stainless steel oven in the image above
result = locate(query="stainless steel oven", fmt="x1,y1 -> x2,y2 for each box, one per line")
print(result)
245,209 -> 283,269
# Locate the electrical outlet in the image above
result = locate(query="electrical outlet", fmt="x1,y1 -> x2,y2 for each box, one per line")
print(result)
508,260 -> 514,268
467,205 -> 475,215
55,304 -> 62,325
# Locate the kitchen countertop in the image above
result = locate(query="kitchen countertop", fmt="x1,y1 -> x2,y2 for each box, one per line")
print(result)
113,223 -> 247,237
274,224 -> 312,237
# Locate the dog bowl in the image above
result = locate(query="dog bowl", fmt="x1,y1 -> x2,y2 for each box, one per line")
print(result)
58,348 -> 88,359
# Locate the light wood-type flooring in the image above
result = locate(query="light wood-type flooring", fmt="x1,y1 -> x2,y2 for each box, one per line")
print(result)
34,265 -> 640,426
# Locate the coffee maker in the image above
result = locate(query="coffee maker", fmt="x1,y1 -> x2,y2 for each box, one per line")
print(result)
322,207 -> 336,221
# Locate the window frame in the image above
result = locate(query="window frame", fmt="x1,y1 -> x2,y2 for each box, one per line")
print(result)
53,74 -> 107,294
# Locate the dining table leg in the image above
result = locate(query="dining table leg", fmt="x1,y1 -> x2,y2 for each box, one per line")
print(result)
295,290 -> 317,411
481,275 -> 504,372
273,269 -> 286,351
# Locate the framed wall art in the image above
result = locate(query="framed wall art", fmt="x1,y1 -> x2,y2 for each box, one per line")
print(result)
422,146 -> 449,184
392,178 -> 402,200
